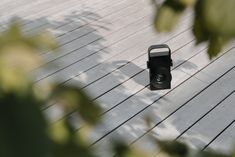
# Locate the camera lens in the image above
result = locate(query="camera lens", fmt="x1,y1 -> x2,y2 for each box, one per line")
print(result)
156,73 -> 166,83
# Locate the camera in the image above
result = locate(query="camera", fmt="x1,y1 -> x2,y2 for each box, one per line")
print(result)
147,44 -> 173,90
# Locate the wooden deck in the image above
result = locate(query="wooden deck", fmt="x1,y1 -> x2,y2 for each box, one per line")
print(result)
1,0 -> 235,156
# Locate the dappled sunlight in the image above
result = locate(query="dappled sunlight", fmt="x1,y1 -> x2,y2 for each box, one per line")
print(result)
151,120 -> 181,140
179,131 -> 210,150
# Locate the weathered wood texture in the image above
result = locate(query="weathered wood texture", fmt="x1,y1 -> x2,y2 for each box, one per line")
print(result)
1,0 -> 235,156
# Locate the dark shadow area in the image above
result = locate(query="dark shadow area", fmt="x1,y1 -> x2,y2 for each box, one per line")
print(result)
111,60 -> 148,86
174,60 -> 198,70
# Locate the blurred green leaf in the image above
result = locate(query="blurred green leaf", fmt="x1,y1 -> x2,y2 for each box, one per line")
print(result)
208,36 -> 227,59
53,140 -> 97,157
31,32 -> 58,51
163,0 -> 186,11
193,0 -> 210,44
49,120 -> 70,145
0,22 -> 58,52
154,5 -> 182,32
192,17 -> 210,44
232,149 -> 235,157
0,22 -> 58,95
0,92 -> 51,157
113,140 -> 152,157
52,84 -> 102,125
154,0 -> 235,58
179,0 -> 196,7
157,140 -> 189,157
202,0 -> 235,37
154,0 -> 186,32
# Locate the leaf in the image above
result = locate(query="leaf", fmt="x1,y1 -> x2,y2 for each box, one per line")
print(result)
0,22 -> 58,94
202,0 -> 235,37
163,0 -> 186,11
179,0 -> 196,7
48,120 -> 70,145
157,140 -> 189,157
53,140 -> 97,157
154,0 -> 186,32
232,148 -> 235,157
192,18 -> 209,44
192,0 -> 210,44
32,32 -> 59,51
0,22 -> 58,53
0,44 -> 41,94
154,5 -> 182,32
0,93 -> 51,157
112,140 -> 152,157
199,150 -> 230,157
208,36 -> 227,59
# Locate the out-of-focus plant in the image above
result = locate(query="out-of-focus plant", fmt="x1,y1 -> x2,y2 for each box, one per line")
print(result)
153,0 -> 235,59
0,22 -> 102,157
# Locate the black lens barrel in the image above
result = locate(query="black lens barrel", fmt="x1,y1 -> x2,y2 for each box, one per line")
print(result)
147,44 -> 173,90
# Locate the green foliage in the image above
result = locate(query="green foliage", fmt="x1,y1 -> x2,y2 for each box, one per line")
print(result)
0,22 -> 57,94
157,140 -> 189,157
154,5 -> 182,32
153,0 -> 235,58
0,92 -> 50,157
112,140 -> 152,157
153,0 -> 186,32
0,23 -> 102,157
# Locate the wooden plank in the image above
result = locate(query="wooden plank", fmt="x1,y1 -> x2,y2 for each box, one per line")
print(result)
0,0 -> 116,32
53,2 -> 148,45
22,0 -> 83,32
129,46 -> 235,154
41,15 -> 191,121
22,0 -> 133,34
67,26 -> 193,89
206,122 -> 235,154
34,13 -> 191,84
33,12 -> 154,81
36,1 -> 153,64
0,0 -> 37,17
90,45 -> 235,155
74,42 -> 207,144
82,35 -> 197,99
0,0 -> 73,24
91,39 -> 204,111
176,92 -> 235,150
48,0 -> 139,37
0,0 -> 105,21
0,0 -> 79,32
41,13 -> 193,119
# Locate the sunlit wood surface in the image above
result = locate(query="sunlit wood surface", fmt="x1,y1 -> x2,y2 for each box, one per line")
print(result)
1,0 -> 235,156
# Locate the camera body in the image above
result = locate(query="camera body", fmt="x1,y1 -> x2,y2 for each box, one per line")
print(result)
147,44 -> 173,90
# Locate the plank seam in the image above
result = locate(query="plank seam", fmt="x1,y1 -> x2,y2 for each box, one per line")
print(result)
90,46 -> 235,147
130,60 -> 235,146
33,14 -> 153,83
202,120 -> 235,151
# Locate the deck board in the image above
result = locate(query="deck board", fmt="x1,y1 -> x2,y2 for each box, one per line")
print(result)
42,18 -> 193,122
1,0 -> 235,156
23,0 -> 136,34
177,91 -> 235,150
34,13 -> 192,86
90,44 -> 235,155
206,122 -> 235,154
